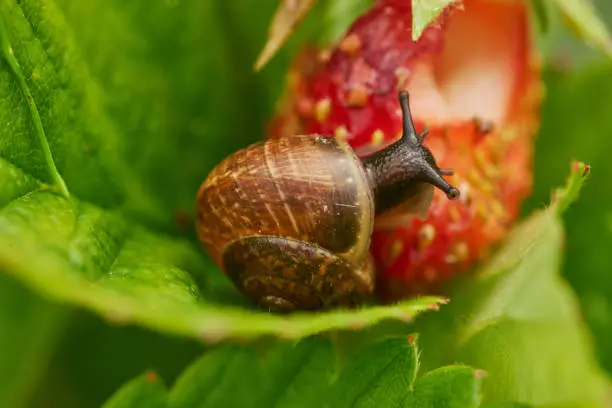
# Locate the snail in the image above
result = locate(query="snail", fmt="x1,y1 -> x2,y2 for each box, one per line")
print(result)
195,91 -> 459,312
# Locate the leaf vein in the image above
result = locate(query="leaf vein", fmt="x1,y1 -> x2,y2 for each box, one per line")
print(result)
9,2 -> 168,222
348,348 -> 407,408
198,350 -> 239,407
0,11 -> 69,198
269,344 -> 319,408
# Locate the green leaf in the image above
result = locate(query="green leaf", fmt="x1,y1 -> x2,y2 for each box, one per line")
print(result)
531,0 -> 551,33
0,0 -> 279,229
33,309 -> 206,408
330,335 -> 484,408
411,0 -> 454,41
0,275 -> 68,408
460,218 -> 607,406
107,336 -> 484,408
458,320 -> 606,407
330,336 -> 420,407
253,0 -> 374,70
405,366 -> 483,408
550,0 -> 612,58
0,177 -> 442,340
524,63 -> 612,377
318,0 -> 374,45
413,166 -> 607,407
254,0 -> 316,71
101,372 -> 167,408
254,340 -> 337,408
168,338 -> 335,408
0,15 -> 68,198
552,161 -> 591,215
0,0 -> 444,342
168,346 -> 261,408
109,339 -> 336,408
273,0 -> 375,48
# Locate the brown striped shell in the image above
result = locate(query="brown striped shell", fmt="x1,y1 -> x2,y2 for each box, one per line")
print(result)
195,134 -> 376,311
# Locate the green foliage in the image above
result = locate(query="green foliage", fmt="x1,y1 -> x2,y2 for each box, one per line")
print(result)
334,164 -> 608,407
411,0 -> 454,41
524,63 -> 612,377
167,339 -> 336,408
0,0 -> 612,407
411,166 -> 608,407
101,373 -> 167,408
331,337 -> 482,408
0,276 -> 67,408
330,337 -> 420,407
551,0 -> 612,57
405,366 -> 483,408
531,0 -> 552,33
317,0 -> 374,44
0,14 -> 68,198
103,336 -> 483,408
32,310 -> 205,408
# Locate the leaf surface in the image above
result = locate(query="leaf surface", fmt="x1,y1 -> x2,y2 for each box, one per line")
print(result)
254,0 -> 374,71
330,336 -> 420,407
411,0 -> 455,41
0,0 -> 279,229
0,275 -> 68,408
551,0 -> 612,58
413,165 -> 608,407
405,365 -> 482,408
168,338 -> 335,408
106,336 -> 484,408
101,373 -> 167,408
524,64 -> 612,376
255,0 -> 316,71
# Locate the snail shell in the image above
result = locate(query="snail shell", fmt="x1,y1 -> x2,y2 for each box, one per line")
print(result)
196,135 -> 375,311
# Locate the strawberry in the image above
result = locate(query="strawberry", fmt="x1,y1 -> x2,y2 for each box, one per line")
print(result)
268,0 -> 542,300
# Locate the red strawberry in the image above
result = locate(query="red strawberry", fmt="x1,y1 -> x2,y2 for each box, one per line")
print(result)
268,0 -> 542,300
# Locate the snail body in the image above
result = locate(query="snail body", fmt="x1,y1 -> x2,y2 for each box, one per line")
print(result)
196,92 -> 459,311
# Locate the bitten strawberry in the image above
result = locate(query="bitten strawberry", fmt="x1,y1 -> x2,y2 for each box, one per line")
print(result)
268,0 -> 541,300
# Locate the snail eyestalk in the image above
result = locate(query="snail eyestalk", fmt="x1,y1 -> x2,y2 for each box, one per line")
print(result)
398,91 -> 420,147
363,91 -> 461,214
420,164 -> 460,200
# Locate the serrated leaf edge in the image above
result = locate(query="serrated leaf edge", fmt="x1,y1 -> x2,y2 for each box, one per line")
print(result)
105,336 -> 485,408
455,161 -> 588,344
411,0 -> 457,42
552,160 -> 590,215
0,211 -> 445,342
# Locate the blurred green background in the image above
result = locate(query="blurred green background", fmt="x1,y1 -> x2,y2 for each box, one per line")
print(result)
1,0 -> 612,407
